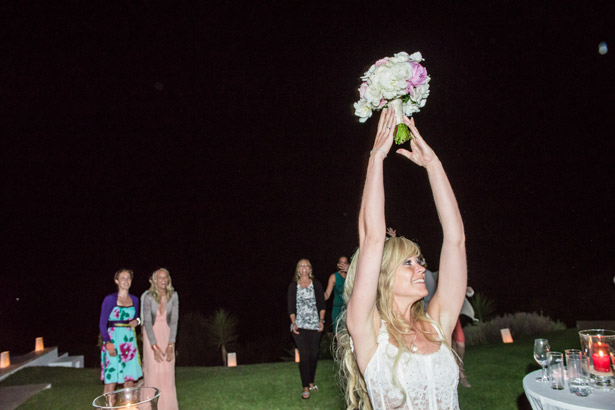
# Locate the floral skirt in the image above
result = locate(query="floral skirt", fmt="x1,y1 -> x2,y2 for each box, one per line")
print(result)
101,326 -> 143,384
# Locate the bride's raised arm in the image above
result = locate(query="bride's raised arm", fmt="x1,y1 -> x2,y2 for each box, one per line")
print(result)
347,108 -> 396,372
397,117 -> 467,343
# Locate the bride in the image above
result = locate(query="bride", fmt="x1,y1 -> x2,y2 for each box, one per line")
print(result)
338,108 -> 467,409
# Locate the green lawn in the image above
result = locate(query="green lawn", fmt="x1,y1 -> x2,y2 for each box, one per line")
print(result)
0,328 -> 579,409
458,328 -> 579,409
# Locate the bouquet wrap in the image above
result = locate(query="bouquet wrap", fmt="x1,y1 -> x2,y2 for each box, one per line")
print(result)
389,99 -> 412,144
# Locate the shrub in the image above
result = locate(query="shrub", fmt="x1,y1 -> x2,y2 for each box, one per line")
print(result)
469,292 -> 496,322
204,308 -> 239,366
280,331 -> 335,363
176,310 -> 214,366
235,330 -> 291,364
464,312 -> 565,346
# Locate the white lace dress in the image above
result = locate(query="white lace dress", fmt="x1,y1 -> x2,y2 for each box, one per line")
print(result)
363,320 -> 459,410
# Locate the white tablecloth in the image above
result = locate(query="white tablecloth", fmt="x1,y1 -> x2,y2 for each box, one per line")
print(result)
523,370 -> 614,410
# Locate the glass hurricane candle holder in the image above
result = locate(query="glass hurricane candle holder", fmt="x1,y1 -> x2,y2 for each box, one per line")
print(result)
579,329 -> 615,390
92,387 -> 160,409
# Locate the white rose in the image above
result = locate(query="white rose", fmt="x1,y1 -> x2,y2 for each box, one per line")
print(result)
373,72 -> 406,102
354,99 -> 373,122
391,51 -> 410,63
403,101 -> 420,116
372,66 -> 395,89
391,78 -> 408,91
382,89 -> 400,100
390,62 -> 412,80
412,84 -> 430,102
409,51 -> 423,62
364,85 -> 382,107
363,64 -> 376,79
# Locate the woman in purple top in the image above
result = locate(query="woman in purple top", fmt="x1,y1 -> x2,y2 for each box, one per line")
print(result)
99,268 -> 143,394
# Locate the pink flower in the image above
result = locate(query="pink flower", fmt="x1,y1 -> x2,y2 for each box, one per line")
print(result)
119,343 -> 137,363
124,375 -> 135,381
407,62 -> 428,87
359,82 -> 367,98
112,308 -> 120,319
375,58 -> 389,67
100,355 -> 110,380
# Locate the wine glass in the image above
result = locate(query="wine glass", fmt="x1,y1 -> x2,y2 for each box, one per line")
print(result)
534,338 -> 551,382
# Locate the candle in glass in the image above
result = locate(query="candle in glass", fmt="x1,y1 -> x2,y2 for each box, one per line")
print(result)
592,343 -> 611,373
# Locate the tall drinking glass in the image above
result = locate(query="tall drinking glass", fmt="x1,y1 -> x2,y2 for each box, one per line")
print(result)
568,352 -> 592,396
549,352 -> 565,390
565,349 -> 581,366
534,338 -> 551,382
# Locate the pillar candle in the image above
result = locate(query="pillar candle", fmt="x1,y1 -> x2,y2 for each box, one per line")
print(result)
592,348 -> 611,373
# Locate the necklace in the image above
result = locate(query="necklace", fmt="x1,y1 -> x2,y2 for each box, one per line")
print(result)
409,333 -> 419,353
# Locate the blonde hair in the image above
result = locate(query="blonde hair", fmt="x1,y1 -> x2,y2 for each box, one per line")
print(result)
148,268 -> 175,303
294,259 -> 314,282
336,237 -> 451,410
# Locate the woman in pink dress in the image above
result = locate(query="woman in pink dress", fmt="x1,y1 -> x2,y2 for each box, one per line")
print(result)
142,268 -> 179,410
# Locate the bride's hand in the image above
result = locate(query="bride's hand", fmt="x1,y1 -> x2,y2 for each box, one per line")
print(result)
370,108 -> 396,158
395,117 -> 438,168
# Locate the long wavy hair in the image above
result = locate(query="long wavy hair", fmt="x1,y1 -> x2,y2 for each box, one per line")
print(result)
336,237 -> 451,410
148,268 -> 175,303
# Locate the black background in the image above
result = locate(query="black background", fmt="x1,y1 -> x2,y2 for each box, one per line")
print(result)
2,1 -> 614,363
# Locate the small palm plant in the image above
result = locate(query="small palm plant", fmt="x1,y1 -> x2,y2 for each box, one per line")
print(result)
470,292 -> 496,322
177,310 -> 208,366
205,308 -> 239,366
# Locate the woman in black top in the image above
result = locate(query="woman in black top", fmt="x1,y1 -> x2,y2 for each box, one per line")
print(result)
287,258 -> 326,400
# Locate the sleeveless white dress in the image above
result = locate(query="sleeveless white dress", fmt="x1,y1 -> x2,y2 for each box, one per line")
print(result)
363,320 -> 459,410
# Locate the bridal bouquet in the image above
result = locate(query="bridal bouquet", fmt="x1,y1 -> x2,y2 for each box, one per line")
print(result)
354,51 -> 430,144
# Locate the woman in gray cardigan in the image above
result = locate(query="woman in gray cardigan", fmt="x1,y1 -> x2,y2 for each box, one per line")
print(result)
142,268 -> 179,410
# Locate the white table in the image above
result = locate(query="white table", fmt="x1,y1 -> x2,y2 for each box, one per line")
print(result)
523,370 -> 615,410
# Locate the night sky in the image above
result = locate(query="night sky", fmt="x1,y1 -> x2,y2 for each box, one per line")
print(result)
2,1 -> 614,359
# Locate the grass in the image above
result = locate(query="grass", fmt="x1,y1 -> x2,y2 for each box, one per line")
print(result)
458,328 -> 579,409
0,328 -> 580,409
1,362 -> 345,410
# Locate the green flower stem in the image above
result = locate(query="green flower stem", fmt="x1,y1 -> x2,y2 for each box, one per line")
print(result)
389,98 -> 413,145
394,123 -> 413,145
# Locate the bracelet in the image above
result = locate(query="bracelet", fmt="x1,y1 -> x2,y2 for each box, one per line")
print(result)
152,344 -> 158,351
370,148 -> 387,158
168,343 -> 175,347
319,318 -> 325,323
136,317 -> 141,325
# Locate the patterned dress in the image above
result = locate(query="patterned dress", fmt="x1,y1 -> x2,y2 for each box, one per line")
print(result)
101,305 -> 143,384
